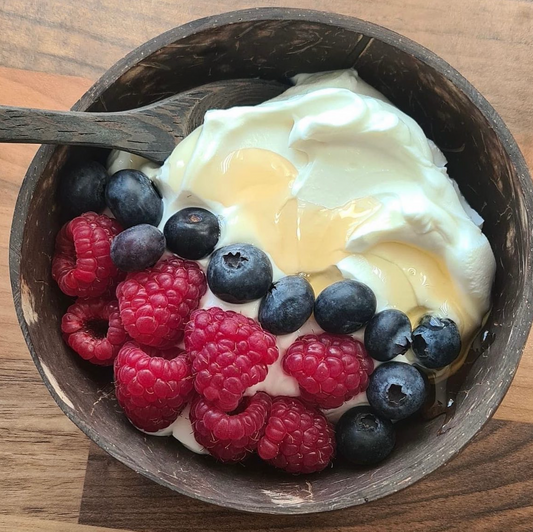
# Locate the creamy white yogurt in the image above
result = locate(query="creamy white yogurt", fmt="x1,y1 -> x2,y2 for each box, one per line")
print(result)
145,404 -> 208,454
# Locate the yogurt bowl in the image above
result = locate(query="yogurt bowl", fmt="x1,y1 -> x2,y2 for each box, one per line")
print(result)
9,8 -> 533,513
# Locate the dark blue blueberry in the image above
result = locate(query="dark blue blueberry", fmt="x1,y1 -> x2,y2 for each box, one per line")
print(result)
412,315 -> 461,369
258,276 -> 314,335
336,406 -> 395,466
164,208 -> 220,260
314,280 -> 376,334
105,169 -> 163,228
365,309 -> 412,362
367,362 -> 427,421
207,244 -> 273,304
59,161 -> 108,217
110,224 -> 165,272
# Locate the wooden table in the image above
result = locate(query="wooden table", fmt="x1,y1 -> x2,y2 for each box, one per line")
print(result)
0,1 -> 532,531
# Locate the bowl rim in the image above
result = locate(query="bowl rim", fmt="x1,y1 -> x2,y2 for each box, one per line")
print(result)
9,6 -> 533,514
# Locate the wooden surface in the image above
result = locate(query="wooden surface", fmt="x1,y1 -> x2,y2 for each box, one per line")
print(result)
0,0 -> 533,530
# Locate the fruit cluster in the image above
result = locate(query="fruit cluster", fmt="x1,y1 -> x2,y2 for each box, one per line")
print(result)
53,161 -> 463,473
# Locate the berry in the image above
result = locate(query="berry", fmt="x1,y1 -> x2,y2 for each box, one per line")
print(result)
117,257 -> 206,348
336,406 -> 395,466
59,161 -> 108,217
364,309 -> 412,362
257,397 -> 335,474
366,362 -> 427,421
412,315 -> 461,369
314,280 -> 376,334
52,212 -> 123,298
105,169 -> 163,228
258,276 -> 314,335
111,224 -> 165,272
164,208 -> 220,260
185,307 -> 278,412
190,393 -> 271,463
61,298 -> 128,365
114,341 -> 194,432
207,244 -> 273,304
283,334 -> 374,409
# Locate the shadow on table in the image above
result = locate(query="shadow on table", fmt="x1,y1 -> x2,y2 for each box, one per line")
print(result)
78,419 -> 533,532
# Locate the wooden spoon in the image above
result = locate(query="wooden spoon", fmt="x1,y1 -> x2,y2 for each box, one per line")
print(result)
0,79 -> 287,164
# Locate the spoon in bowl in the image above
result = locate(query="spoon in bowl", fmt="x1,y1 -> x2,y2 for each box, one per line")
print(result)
0,79 -> 286,164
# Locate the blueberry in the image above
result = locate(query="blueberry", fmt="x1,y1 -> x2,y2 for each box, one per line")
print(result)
59,161 -> 108,217
110,224 -> 165,272
365,309 -> 412,362
207,244 -> 273,304
105,169 -> 163,228
164,208 -> 220,260
258,276 -> 314,335
314,280 -> 376,334
412,315 -> 461,369
367,362 -> 427,421
336,406 -> 395,466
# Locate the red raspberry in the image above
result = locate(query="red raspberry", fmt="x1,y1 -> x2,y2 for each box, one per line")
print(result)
190,392 -> 271,462
117,257 -> 206,348
61,298 -> 128,366
283,334 -> 374,409
114,341 -> 194,432
52,212 -> 123,298
185,307 -> 279,412
258,396 -> 335,474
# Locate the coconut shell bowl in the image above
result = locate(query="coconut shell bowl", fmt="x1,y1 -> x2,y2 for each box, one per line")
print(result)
9,7 -> 533,514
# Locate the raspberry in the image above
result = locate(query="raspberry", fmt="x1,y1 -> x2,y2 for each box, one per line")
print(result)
283,334 -> 374,409
185,307 -> 279,412
52,212 -> 123,298
117,257 -> 206,348
257,396 -> 335,474
190,392 -> 271,462
61,298 -> 128,366
114,341 -> 194,432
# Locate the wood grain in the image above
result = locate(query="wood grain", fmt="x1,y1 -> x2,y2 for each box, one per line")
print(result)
79,421 -> 533,532
0,67 -> 92,523
0,0 -> 531,530
0,515 -> 133,532
0,0 -> 530,88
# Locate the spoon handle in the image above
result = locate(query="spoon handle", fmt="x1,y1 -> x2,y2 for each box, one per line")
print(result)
0,106 -> 178,163
0,79 -> 287,164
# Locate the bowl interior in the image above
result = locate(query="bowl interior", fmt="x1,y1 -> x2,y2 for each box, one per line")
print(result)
10,9 -> 533,514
